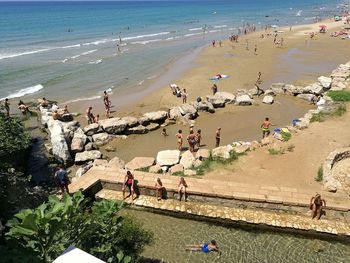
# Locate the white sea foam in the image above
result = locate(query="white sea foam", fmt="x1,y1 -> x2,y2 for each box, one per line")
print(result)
82,49 -> 97,55
185,32 -> 202,37
137,80 -> 145,86
188,27 -> 202,31
88,59 -> 102,64
131,39 -> 163,45
208,29 -> 222,33
304,16 -> 316,21
83,39 -> 110,46
123,32 -> 170,41
61,44 -> 81,49
296,10 -> 302,16
1,84 -> 44,100
65,95 -> 102,104
0,49 -> 51,60
213,25 -> 227,29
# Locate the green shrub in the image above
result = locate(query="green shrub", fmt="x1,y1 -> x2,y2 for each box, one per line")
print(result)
195,151 -> 242,175
310,104 -> 346,122
327,90 -> 350,102
281,131 -> 292,141
315,166 -> 324,182
268,148 -> 284,155
310,112 -> 327,122
333,104 -> 346,116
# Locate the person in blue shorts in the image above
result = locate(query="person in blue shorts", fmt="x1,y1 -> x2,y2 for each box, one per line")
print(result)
185,240 -> 221,255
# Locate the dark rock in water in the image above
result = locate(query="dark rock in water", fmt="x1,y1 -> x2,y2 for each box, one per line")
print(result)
61,113 -> 73,122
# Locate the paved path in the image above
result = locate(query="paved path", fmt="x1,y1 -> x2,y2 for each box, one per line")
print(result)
70,166 -> 350,212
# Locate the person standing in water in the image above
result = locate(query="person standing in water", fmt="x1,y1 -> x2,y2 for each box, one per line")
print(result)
196,129 -> 202,147
261,117 -> 271,138
176,130 -> 183,151
215,127 -> 221,147
182,89 -> 188,104
187,130 -> 196,152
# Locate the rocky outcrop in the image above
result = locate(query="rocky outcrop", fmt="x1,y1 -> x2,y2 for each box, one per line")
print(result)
108,156 -> 125,169
323,148 -> 350,193
179,104 -> 198,119
147,123 -> 160,131
263,95 -> 274,104
92,132 -> 111,146
169,164 -> 184,174
125,157 -> 155,170
47,119 -> 72,164
156,150 -> 181,166
70,128 -> 87,153
212,145 -> 233,159
270,83 -> 285,94
213,92 -> 236,104
149,164 -> 162,173
196,101 -> 215,113
303,83 -> 323,95
83,123 -> 99,136
180,150 -> 195,169
235,95 -> 253,106
122,116 -> 139,128
297,94 -> 315,102
196,149 -> 210,160
206,96 -> 226,108
75,150 -> 102,164
143,111 -> 168,123
318,76 -> 332,89
169,107 -> 182,120
127,125 -> 148,134
99,118 -> 127,134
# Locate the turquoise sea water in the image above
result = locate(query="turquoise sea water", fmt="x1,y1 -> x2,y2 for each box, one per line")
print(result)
0,0 -> 344,102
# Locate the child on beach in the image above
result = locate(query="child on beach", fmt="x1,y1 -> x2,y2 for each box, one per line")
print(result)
215,127 -> 221,147
261,117 -> 271,138
176,130 -> 183,151
178,177 -> 187,201
196,129 -> 202,147
161,128 -> 168,136
94,114 -> 100,123
182,88 -> 188,104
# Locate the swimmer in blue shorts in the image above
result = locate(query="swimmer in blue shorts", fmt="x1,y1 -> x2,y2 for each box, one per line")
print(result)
185,240 -> 221,256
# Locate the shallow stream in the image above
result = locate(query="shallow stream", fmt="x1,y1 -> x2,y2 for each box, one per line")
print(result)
123,209 -> 350,263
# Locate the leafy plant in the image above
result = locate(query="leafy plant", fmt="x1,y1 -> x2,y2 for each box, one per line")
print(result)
5,192 -> 153,263
327,90 -> 350,102
195,151 -> 242,175
281,131 -> 291,141
315,166 -> 323,182
0,112 -> 30,156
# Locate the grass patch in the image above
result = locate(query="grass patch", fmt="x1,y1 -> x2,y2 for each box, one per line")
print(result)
172,171 -> 185,177
281,131 -> 292,141
315,166 -> 323,182
195,151 -> 242,175
310,104 -> 346,123
327,90 -> 350,102
136,167 -> 150,172
268,148 -> 285,155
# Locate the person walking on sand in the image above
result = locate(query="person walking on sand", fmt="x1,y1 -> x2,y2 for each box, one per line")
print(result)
178,177 -> 187,201
187,130 -> 196,152
212,40 -> 216,47
254,44 -> 258,55
103,91 -> 111,118
182,88 -> 188,104
215,127 -> 221,147
122,171 -> 135,200
212,83 -> 218,95
176,130 -> 183,151
261,117 -> 271,138
310,194 -> 326,220
4,98 -> 10,117
86,106 -> 94,125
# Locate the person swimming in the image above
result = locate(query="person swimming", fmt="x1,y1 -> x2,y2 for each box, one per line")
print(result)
185,240 -> 221,256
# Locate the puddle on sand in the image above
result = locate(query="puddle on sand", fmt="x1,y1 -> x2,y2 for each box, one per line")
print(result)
123,209 -> 350,263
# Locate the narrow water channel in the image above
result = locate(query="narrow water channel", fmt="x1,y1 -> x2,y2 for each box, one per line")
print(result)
123,209 -> 350,263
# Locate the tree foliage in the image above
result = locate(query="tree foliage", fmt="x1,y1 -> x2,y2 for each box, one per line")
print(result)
0,111 -> 30,156
4,192 -> 153,263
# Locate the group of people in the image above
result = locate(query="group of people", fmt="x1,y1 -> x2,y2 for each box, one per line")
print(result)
175,127 -> 203,152
170,84 -> 187,103
84,90 -> 111,125
212,40 -> 222,47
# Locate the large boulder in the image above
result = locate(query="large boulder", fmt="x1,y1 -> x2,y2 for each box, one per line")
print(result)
213,92 -> 236,104
127,125 -> 148,134
108,156 -> 125,169
146,123 -> 160,131
196,101 -> 215,113
169,164 -> 184,174
92,132 -> 111,146
61,113 -> 73,122
235,95 -> 253,106
122,116 -> 139,128
125,157 -> 155,170
149,164 -> 162,173
62,120 -> 79,132
263,95 -> 274,104
264,89 -> 275,96
47,119 -> 72,163
179,103 -> 197,116
71,128 -> 87,153
318,76 -> 332,89
196,149 -> 210,160
156,150 -> 181,166
169,107 -> 182,120
83,123 -> 100,136
212,145 -> 233,159
99,118 -> 127,134
75,150 -> 102,164
270,83 -> 285,94
206,96 -> 226,108
303,83 -> 323,95
180,150 -> 195,169
233,144 -> 250,154
143,111 -> 168,123
284,84 -> 304,95
297,94 -> 316,102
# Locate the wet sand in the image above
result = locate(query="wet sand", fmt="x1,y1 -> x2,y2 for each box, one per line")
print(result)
102,95 -> 313,162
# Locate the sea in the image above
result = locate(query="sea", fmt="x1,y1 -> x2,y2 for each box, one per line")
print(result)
0,0 -> 345,103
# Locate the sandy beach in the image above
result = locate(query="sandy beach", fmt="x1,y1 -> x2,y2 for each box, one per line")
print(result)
63,18 -> 350,162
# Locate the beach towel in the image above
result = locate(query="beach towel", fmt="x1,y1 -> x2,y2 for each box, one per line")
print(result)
209,74 -> 230,81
